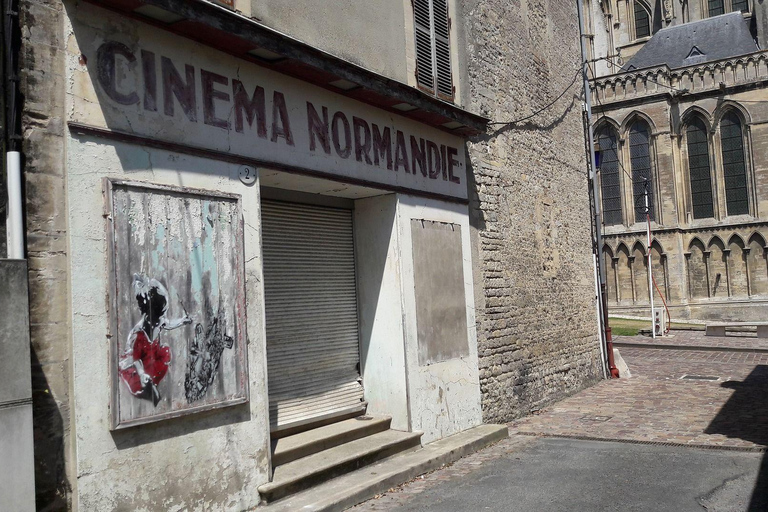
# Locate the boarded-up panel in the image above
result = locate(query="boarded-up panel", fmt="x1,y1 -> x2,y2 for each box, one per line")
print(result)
411,219 -> 469,366
106,180 -> 248,429
262,200 -> 364,431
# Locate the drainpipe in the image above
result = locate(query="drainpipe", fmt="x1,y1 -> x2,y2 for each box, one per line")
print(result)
3,0 -> 22,259
576,0 -> 618,378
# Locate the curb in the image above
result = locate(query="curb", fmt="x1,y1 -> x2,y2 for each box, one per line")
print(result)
513,431 -> 767,453
613,341 -> 768,354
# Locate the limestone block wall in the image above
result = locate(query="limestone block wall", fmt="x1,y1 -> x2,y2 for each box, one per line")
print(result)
461,0 -> 602,424
19,0 -> 74,509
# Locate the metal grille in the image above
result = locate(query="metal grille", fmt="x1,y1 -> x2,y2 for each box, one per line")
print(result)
597,129 -> 623,226
262,200 -> 364,431
732,0 -> 748,11
708,0 -> 725,15
413,0 -> 453,99
686,117 -> 714,219
629,122 -> 655,222
634,1 -> 650,38
721,112 -> 749,216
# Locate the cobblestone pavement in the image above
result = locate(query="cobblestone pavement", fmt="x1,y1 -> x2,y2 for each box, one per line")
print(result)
350,329 -> 768,510
616,329 -> 768,351
512,333 -> 768,449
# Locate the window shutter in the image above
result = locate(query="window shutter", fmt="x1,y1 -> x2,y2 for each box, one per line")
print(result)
413,0 -> 435,92
433,0 -> 453,99
413,0 -> 454,100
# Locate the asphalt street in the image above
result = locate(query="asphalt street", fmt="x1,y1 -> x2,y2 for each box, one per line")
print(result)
371,437 -> 767,512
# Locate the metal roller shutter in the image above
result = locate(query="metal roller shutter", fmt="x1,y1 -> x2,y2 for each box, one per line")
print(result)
262,200 -> 364,431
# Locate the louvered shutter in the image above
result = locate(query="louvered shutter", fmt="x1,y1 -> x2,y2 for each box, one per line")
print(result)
262,200 -> 364,432
413,0 -> 454,100
432,0 -> 453,98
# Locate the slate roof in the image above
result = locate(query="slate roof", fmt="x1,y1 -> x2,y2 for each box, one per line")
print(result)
622,12 -> 758,71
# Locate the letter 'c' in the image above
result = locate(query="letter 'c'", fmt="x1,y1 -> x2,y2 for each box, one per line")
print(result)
97,41 -> 140,106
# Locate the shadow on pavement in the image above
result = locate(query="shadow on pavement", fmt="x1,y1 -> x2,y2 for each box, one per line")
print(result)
705,365 -> 768,511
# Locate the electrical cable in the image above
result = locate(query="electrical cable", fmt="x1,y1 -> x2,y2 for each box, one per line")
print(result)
489,67 -> 583,126
590,60 -> 673,332
588,61 -> 635,183
598,54 -> 684,92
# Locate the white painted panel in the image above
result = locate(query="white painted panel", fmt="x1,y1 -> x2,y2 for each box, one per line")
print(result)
354,194 -> 410,431
397,195 -> 482,444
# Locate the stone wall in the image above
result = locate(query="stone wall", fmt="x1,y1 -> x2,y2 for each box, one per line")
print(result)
461,0 -> 603,424
19,0 -> 73,508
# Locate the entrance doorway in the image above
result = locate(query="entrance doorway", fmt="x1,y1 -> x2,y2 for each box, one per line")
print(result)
261,199 -> 364,433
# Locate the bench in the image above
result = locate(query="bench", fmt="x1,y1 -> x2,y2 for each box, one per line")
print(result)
705,322 -> 768,338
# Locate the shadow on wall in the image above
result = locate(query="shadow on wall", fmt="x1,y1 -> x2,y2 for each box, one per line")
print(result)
30,348 -> 71,511
704,365 -> 768,510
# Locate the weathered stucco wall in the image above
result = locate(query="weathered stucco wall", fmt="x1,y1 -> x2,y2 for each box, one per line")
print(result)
462,0 -> 603,424
20,0 -> 75,508
248,0 -> 410,84
397,195 -> 483,443
59,2 -> 273,509
64,136 -> 272,510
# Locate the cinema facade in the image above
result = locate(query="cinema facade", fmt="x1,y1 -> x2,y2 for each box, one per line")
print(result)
6,0 -> 604,509
49,1 -> 487,509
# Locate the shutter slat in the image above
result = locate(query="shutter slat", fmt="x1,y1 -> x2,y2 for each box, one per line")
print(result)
263,200 -> 363,431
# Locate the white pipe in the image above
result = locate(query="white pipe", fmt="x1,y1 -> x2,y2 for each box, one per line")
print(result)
576,0 -> 610,378
6,151 -> 23,259
644,184 -> 655,339
593,253 -> 608,379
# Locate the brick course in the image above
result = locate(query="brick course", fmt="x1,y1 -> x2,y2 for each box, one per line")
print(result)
461,1 -> 603,423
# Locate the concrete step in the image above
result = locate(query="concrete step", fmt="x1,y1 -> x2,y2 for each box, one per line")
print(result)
272,415 -> 392,466
259,428 -> 423,503
262,423 -> 509,512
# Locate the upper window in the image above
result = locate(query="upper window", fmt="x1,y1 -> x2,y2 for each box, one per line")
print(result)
708,0 -> 747,16
720,112 -> 750,215
413,0 -> 454,100
597,127 -> 623,226
685,117 -> 714,219
708,0 -> 725,16
634,1 -> 651,38
732,0 -> 749,12
629,121 -> 655,222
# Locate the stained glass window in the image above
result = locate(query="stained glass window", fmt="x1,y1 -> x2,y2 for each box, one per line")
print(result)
721,112 -> 749,216
686,117 -> 714,219
634,1 -> 651,38
597,128 -> 623,226
630,121 -> 655,222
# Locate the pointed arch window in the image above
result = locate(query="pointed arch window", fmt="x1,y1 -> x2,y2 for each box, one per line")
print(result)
708,0 -> 725,16
629,121 -> 655,222
721,112 -> 749,215
685,117 -> 714,219
634,1 -> 651,38
597,127 -> 623,226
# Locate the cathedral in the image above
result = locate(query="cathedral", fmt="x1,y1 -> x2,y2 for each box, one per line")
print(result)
585,0 -> 768,321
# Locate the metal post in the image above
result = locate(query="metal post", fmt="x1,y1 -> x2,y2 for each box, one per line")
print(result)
644,179 -> 655,338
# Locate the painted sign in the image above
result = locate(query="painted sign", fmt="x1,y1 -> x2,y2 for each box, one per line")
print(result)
106,180 -> 248,429
69,4 -> 468,200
